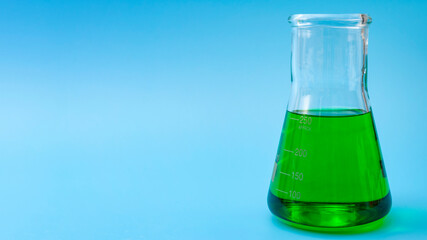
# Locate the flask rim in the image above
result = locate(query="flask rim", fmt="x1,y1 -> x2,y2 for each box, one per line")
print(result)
288,14 -> 372,28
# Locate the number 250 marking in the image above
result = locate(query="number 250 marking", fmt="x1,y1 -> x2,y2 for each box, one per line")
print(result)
299,116 -> 312,125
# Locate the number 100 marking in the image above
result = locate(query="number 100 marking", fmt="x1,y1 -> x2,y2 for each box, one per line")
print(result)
289,190 -> 301,200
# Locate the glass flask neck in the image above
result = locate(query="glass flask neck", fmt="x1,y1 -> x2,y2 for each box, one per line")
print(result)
287,14 -> 371,116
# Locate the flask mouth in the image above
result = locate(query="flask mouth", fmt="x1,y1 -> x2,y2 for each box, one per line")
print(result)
288,14 -> 372,28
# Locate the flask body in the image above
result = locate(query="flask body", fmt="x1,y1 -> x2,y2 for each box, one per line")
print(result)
267,14 -> 391,229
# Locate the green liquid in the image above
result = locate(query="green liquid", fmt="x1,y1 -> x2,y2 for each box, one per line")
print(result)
268,110 -> 391,229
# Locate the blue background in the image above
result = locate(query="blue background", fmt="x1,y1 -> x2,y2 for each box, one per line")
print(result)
1,0 -> 426,239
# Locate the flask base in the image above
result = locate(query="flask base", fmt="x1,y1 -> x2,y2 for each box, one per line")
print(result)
268,190 -> 391,230
273,215 -> 387,233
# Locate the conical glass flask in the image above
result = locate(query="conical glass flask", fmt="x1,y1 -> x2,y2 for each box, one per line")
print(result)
267,14 -> 391,229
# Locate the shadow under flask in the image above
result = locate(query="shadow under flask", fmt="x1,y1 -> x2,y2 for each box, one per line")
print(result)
267,14 -> 391,229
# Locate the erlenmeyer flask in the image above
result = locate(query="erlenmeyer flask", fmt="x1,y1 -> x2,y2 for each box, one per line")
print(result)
267,14 -> 391,229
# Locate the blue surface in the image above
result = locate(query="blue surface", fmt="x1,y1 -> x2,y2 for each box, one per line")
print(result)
1,0 -> 427,239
